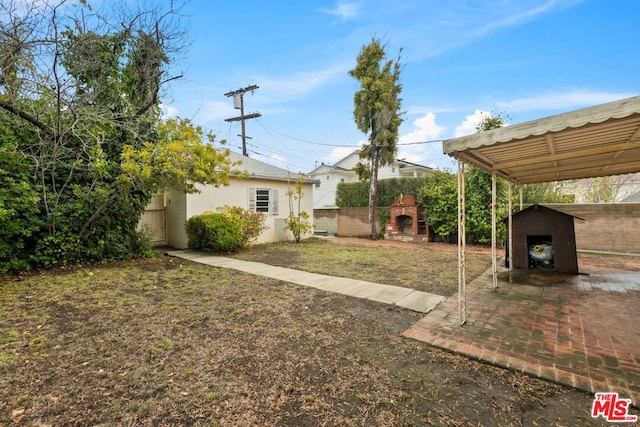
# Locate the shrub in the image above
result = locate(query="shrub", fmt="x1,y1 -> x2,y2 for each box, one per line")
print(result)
336,177 -> 432,207
0,152 -> 44,273
185,213 -> 244,253
216,205 -> 267,246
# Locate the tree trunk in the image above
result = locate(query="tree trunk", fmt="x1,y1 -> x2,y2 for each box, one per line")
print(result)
368,145 -> 379,239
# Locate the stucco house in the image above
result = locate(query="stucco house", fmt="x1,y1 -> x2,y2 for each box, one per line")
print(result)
142,151 -> 317,248
309,150 -> 434,208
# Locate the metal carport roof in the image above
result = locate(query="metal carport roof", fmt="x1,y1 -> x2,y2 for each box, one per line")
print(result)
441,94 -> 640,326
443,95 -> 640,184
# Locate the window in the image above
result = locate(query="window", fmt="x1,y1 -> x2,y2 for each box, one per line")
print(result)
248,188 -> 278,215
256,189 -> 270,212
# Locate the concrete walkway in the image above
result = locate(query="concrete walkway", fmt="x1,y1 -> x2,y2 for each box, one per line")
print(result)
166,250 -> 445,314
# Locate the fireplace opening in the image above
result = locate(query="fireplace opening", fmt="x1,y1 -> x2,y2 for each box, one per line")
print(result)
396,215 -> 413,234
527,234 -> 554,269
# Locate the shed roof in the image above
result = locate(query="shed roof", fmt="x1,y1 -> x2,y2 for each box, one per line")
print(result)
506,204 -> 584,221
443,95 -> 640,184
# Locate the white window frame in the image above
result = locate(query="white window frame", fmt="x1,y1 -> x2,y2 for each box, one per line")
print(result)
248,188 -> 278,215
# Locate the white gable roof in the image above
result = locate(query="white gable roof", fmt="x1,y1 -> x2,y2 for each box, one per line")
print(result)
310,149 -> 433,174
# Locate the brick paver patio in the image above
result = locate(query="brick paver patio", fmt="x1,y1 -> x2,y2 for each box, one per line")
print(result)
403,262 -> 640,407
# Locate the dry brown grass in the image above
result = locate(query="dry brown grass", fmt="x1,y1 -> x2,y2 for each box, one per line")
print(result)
0,244 -> 613,426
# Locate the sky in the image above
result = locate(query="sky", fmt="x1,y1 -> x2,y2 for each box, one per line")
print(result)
162,0 -> 640,173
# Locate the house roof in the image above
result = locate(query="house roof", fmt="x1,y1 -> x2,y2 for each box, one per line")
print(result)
228,151 -> 316,183
443,95 -> 640,185
397,158 -> 435,171
309,149 -> 434,174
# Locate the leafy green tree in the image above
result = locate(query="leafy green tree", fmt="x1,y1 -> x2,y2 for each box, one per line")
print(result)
349,38 -> 403,239
418,171 -> 458,243
416,113 -> 573,245
463,114 -> 510,243
465,166 -> 508,244
0,1 -> 235,271
522,181 -> 575,204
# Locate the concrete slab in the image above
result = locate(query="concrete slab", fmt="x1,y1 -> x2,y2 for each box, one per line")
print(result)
355,284 -> 414,304
167,250 -> 210,260
396,291 -> 445,313
300,276 -> 350,291
326,280 -> 377,297
166,250 -> 447,315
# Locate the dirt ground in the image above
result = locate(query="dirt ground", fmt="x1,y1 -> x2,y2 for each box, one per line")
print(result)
1,240 -> 637,425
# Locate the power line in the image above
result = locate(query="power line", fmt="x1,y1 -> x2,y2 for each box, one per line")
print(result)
256,119 -> 306,161
399,139 -> 443,146
257,119 -> 443,147
257,120 -> 355,147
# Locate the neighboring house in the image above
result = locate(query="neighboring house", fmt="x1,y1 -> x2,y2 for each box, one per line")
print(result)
158,151 -> 316,249
622,190 -> 640,203
309,150 -> 435,208
562,172 -> 640,203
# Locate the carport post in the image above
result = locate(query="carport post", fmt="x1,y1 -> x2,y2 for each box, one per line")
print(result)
457,161 -> 466,326
491,172 -> 497,289
508,183 -> 513,271
519,186 -> 523,211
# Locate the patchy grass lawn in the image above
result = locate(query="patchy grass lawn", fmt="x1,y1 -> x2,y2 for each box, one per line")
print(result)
229,238 -> 493,297
0,243 -> 609,426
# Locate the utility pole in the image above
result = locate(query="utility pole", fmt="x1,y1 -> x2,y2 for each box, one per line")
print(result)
224,85 -> 261,156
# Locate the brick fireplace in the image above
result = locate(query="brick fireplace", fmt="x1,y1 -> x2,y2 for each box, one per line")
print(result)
384,194 -> 428,242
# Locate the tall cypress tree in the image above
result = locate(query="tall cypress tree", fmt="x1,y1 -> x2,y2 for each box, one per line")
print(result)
349,38 -> 403,239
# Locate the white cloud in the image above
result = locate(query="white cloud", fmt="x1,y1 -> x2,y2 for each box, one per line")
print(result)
383,112 -> 446,167
468,0 -> 583,39
320,1 -> 360,20
256,63 -> 349,102
454,109 -> 492,137
322,138 -> 367,165
194,101 -> 237,124
399,112 -> 445,144
160,103 -> 179,119
400,0 -> 586,61
324,146 -> 354,164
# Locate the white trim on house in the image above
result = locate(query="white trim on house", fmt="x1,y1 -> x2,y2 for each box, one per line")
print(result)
309,149 -> 434,208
